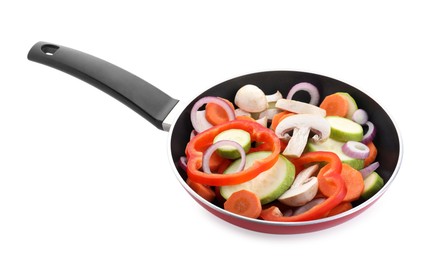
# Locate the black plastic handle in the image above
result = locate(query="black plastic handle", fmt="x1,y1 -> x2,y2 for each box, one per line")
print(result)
27,41 -> 179,130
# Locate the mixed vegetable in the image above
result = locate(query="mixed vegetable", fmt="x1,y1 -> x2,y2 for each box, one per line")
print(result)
179,82 -> 384,222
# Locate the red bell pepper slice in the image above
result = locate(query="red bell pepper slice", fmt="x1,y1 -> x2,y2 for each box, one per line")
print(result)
186,120 -> 281,186
260,151 -> 346,222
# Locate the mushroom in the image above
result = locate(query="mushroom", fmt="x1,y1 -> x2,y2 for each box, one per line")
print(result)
290,164 -> 319,189
275,98 -> 326,117
256,116 -> 268,128
266,90 -> 283,106
275,114 -> 330,158
234,84 -> 268,113
278,164 -> 319,207
234,108 -> 252,117
278,177 -> 319,207
260,90 -> 283,120
259,108 -> 280,120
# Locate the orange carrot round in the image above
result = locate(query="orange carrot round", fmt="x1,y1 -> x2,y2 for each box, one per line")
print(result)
224,189 -> 262,219
205,98 -> 235,125
364,141 -> 378,167
319,93 -> 349,117
186,178 -> 216,202
270,111 -> 294,130
318,163 -> 364,202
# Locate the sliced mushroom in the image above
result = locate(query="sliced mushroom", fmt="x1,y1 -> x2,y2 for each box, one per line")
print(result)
256,116 -> 268,128
259,108 -> 281,120
278,165 -> 319,207
234,108 -> 251,117
275,114 -> 330,158
278,177 -> 318,207
234,84 -> 268,113
291,164 -> 319,189
275,98 -> 326,117
266,90 -> 283,107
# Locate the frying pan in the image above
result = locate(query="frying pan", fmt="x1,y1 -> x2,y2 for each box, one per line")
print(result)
27,41 -> 402,234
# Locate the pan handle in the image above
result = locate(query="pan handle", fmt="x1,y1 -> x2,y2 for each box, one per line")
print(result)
27,41 -> 179,131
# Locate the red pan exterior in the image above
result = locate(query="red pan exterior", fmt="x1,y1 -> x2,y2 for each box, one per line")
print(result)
181,182 -> 382,234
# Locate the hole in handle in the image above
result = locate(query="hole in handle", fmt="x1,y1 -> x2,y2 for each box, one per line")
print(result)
41,44 -> 59,55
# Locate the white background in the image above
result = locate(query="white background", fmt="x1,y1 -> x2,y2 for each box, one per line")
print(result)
1,1 -> 428,259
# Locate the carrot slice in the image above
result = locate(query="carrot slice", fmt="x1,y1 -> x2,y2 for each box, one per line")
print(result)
326,201 -> 353,217
224,189 -> 262,219
205,98 -> 235,125
364,141 -> 378,167
186,178 -> 216,202
319,93 -> 349,117
318,163 -> 364,202
270,111 -> 294,130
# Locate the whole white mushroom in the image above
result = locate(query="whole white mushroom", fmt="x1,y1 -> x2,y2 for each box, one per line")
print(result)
234,84 -> 268,113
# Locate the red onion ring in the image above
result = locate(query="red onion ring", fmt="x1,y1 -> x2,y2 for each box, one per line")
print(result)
202,140 -> 246,174
342,141 -> 370,159
293,198 -> 326,216
190,96 -> 236,133
286,82 -> 320,105
361,121 -> 376,144
283,208 -> 293,217
359,161 -> 380,179
190,130 -> 198,140
178,156 -> 188,172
